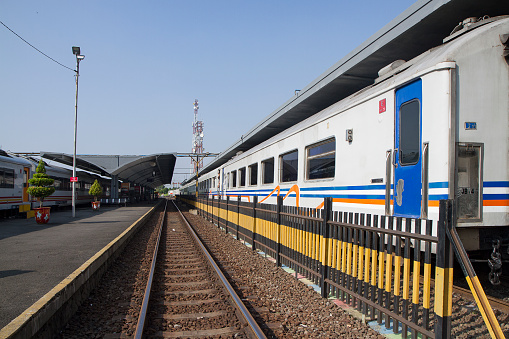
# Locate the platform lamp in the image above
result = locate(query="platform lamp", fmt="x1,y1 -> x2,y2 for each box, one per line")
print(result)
72,46 -> 84,217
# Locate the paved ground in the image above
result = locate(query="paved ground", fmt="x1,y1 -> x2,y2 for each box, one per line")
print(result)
0,201 -> 157,329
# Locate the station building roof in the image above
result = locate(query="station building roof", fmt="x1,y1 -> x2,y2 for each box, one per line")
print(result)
41,152 -> 176,189
194,0 -> 509,182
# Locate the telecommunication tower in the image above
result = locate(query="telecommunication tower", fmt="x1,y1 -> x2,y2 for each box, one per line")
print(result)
191,99 -> 204,173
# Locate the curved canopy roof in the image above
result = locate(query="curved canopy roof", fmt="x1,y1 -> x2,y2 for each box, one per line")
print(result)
41,152 -> 176,189
193,0 -> 509,183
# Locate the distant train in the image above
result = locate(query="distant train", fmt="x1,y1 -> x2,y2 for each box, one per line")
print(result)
182,16 -> 509,256
0,150 -> 110,217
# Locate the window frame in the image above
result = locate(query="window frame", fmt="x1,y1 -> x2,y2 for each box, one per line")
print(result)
398,99 -> 421,166
305,137 -> 336,181
238,167 -> 246,187
279,149 -> 299,183
261,157 -> 275,185
0,167 -> 15,189
248,163 -> 258,186
231,171 -> 237,188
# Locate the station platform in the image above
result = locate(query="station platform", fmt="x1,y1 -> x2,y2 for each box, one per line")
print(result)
0,201 -> 158,330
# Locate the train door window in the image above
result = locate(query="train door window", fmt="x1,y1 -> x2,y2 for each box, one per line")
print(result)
249,163 -> 258,186
239,167 -> 246,187
231,171 -> 237,188
306,138 -> 335,180
262,158 -> 274,184
280,150 -> 298,183
23,169 -> 28,188
456,144 -> 483,221
227,173 -> 230,188
399,100 -> 420,165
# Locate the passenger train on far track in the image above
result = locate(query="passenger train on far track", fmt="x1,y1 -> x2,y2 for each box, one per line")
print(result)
182,16 -> 509,257
0,150 -> 110,217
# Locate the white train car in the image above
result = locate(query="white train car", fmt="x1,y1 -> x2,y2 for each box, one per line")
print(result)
0,152 -> 111,216
183,16 -> 509,254
0,151 -> 32,216
36,163 -> 110,208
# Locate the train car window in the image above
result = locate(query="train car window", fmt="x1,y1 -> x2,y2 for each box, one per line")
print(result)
0,168 -> 15,188
231,171 -> 237,188
249,163 -> 258,186
280,150 -> 298,182
0,169 -> 5,187
399,100 -> 420,165
306,138 -> 335,180
227,173 -> 230,188
239,167 -> 246,187
53,178 -> 62,190
262,158 -> 274,184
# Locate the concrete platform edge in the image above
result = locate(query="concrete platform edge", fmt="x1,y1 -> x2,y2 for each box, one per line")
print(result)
0,200 -> 163,339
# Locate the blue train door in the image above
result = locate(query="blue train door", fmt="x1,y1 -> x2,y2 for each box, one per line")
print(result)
394,79 -> 422,218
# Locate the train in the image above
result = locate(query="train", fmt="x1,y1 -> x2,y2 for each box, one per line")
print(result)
181,16 -> 509,259
0,150 -> 110,217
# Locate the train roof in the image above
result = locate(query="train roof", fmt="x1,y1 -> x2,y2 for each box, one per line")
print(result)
192,0 -> 509,184
0,151 -> 33,167
224,16 -> 509,164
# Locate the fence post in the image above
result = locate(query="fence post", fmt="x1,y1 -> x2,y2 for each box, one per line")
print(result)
251,196 -> 258,251
276,195 -> 283,267
434,200 -> 454,339
236,196 -> 240,238
226,195 -> 229,234
206,194 -> 209,221
215,196 -> 219,228
320,197 -> 332,298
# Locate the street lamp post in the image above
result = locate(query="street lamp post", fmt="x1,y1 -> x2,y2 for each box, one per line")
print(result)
72,46 -> 84,218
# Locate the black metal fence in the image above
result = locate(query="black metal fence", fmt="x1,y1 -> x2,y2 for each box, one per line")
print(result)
180,194 -> 458,339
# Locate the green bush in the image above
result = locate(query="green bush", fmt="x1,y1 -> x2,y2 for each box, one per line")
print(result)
27,160 -> 55,208
89,179 -> 103,201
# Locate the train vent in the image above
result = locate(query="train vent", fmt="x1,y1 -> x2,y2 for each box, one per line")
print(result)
375,59 -> 408,84
443,15 -> 509,43
378,60 -> 406,77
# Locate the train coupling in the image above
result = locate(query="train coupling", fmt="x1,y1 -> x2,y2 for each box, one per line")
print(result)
488,239 -> 503,285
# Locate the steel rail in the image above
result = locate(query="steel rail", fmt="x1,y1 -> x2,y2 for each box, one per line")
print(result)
451,283 -> 509,314
134,200 -> 168,339
172,200 -> 267,339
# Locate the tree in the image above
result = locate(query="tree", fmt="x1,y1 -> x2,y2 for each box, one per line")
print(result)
27,160 -> 55,208
155,185 -> 169,195
89,179 -> 103,201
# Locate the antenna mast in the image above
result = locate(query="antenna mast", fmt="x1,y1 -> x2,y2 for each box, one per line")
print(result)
191,99 -> 204,173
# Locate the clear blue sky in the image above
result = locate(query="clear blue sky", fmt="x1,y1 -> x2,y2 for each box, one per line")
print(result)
1,0 -> 413,184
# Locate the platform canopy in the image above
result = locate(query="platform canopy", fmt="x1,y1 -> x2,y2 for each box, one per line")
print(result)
196,0 -> 509,179
40,152 -> 176,189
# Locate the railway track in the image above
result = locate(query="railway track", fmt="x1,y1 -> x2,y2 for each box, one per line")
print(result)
453,284 -> 509,314
135,200 -> 266,338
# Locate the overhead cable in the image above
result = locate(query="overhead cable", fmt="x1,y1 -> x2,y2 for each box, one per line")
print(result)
0,19 -> 75,72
